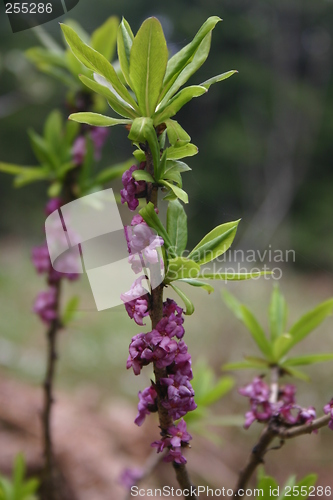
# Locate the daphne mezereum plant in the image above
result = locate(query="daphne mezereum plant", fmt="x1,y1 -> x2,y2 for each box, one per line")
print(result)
0,17 -> 133,500
222,287 -> 333,495
60,15 -> 270,496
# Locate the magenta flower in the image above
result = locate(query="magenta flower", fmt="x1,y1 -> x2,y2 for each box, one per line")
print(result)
90,127 -> 108,160
168,419 -> 192,447
33,287 -> 57,324
72,136 -> 86,165
164,447 -> 187,465
119,467 -> 144,489
45,197 -> 62,216
124,297 -> 149,326
324,399 -> 333,430
135,385 -> 158,426
121,164 -> 147,211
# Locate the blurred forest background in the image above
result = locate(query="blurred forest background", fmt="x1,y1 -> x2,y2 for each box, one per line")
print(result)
1,0 -> 333,497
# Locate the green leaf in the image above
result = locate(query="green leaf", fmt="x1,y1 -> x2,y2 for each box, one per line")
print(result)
165,257 -> 200,282
48,181 -> 62,198
133,148 -> 145,162
44,110 -> 63,157
132,170 -> 154,183
164,161 -> 192,177
14,169 -> 49,187
159,33 -> 212,106
223,359 -> 269,371
273,333 -> 293,361
162,16 -> 221,96
199,376 -> 234,406
60,23 -> 139,111
91,16 -> 119,61
257,476 -> 279,498
166,199 -> 188,255
153,85 -> 207,124
62,296 -> 80,326
28,129 -> 57,168
178,279 -> 214,294
240,305 -> 272,359
69,112 -> 131,127
117,18 -> 134,87
283,353 -> 333,366
0,163 -> 41,176
139,202 -> 172,248
170,283 -> 194,315
296,474 -> 317,488
199,271 -> 271,280
200,70 -> 238,89
165,119 -> 191,147
282,366 -> 310,382
189,220 -> 240,264
13,454 -> 25,492
128,117 -> 160,177
166,143 -> 198,160
160,180 -> 188,204
129,17 -> 168,116
269,285 -> 288,341
79,75 -> 138,118
287,298 -> 333,350
93,159 -> 133,185
222,290 -> 243,320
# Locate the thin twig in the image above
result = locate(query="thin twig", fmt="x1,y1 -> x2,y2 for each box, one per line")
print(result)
40,281 -> 62,500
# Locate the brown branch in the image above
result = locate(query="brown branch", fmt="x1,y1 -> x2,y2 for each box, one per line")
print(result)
40,281 -> 62,500
234,409 -> 331,496
145,144 -> 197,499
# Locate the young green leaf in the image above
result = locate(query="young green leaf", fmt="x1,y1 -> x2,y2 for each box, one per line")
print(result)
283,353 -> 333,366
269,285 -> 288,341
132,170 -> 155,183
69,112 -> 131,127
166,143 -> 198,160
189,220 -> 240,265
198,376 -> 234,406
44,110 -> 63,157
223,359 -> 269,371
129,18 -> 168,117
165,119 -> 191,147
159,33 -> 212,106
199,271 -> 271,280
62,296 -> 80,326
240,305 -> 273,359
162,16 -> 221,97
117,18 -> 134,87
296,474 -> 317,489
282,366 -> 310,382
222,290 -> 243,320
153,85 -> 207,124
272,333 -> 293,361
170,283 -> 195,315
165,257 -> 200,282
128,117 -> 160,176
257,475 -> 279,498
79,75 -> 138,119
166,199 -> 188,255
178,278 -> 214,294
60,23 -> 139,111
91,16 -> 119,61
28,129 -> 57,169
200,70 -> 238,90
160,180 -> 188,204
139,202 -> 172,248
287,298 -> 333,350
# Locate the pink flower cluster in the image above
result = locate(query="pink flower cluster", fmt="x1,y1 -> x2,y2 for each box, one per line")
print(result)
120,163 -> 147,211
32,198 -> 79,325
324,399 -> 333,430
125,297 -> 196,464
240,376 -> 316,429
72,127 -> 109,165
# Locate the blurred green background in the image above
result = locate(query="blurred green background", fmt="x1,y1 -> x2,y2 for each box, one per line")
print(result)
1,0 -> 333,495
